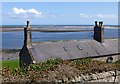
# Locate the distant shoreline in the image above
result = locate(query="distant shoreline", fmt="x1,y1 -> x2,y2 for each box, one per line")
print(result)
0,26 -> 119,32
0,28 -> 93,32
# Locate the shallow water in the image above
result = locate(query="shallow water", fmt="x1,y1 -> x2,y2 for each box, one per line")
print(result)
1,28 -> 119,49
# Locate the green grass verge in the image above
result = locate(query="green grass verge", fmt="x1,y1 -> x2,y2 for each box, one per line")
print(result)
1,59 -> 19,69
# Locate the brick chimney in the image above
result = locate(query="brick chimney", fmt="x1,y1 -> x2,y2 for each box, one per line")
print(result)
94,21 -> 104,43
24,21 -> 32,48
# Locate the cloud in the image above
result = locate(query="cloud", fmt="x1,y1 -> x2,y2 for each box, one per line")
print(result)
80,13 -> 117,19
8,7 -> 44,19
80,13 -> 89,18
7,7 -> 65,19
13,7 -> 42,15
51,14 -> 56,18
96,14 -> 117,19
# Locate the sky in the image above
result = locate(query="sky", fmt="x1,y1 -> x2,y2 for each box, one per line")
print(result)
1,2 -> 118,25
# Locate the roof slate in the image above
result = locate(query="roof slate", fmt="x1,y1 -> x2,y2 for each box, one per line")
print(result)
31,39 -> 119,62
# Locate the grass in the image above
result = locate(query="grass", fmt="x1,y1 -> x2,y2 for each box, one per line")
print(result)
1,58 -> 120,71
1,59 -> 19,69
114,60 -> 120,70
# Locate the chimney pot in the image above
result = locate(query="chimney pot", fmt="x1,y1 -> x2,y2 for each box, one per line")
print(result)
99,21 -> 103,27
27,21 -> 30,28
95,21 -> 98,27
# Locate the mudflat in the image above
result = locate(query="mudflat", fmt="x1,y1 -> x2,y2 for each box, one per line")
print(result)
1,27 -> 93,32
0,28 -> 24,32
1,49 -> 20,60
1,26 -> 119,32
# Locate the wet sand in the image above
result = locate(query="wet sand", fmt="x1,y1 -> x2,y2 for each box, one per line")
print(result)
1,26 -> 119,32
1,28 -> 93,32
0,28 -> 24,32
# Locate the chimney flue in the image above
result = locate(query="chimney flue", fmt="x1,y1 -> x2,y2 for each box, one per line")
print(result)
94,21 -> 104,43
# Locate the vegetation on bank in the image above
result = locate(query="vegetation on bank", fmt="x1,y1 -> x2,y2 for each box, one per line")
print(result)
2,58 -> 120,70
1,58 -> 120,82
1,58 -> 120,73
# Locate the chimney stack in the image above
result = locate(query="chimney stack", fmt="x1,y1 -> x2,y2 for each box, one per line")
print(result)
94,21 -> 104,43
24,21 -> 32,48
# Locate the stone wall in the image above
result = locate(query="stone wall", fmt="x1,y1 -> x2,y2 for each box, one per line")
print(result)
55,70 -> 120,83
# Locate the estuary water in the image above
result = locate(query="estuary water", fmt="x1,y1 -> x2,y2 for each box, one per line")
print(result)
2,28 -> 119,49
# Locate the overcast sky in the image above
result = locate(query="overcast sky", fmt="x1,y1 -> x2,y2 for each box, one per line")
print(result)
2,2 -> 118,25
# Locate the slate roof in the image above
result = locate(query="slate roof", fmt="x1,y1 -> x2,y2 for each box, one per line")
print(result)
30,39 -> 119,63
